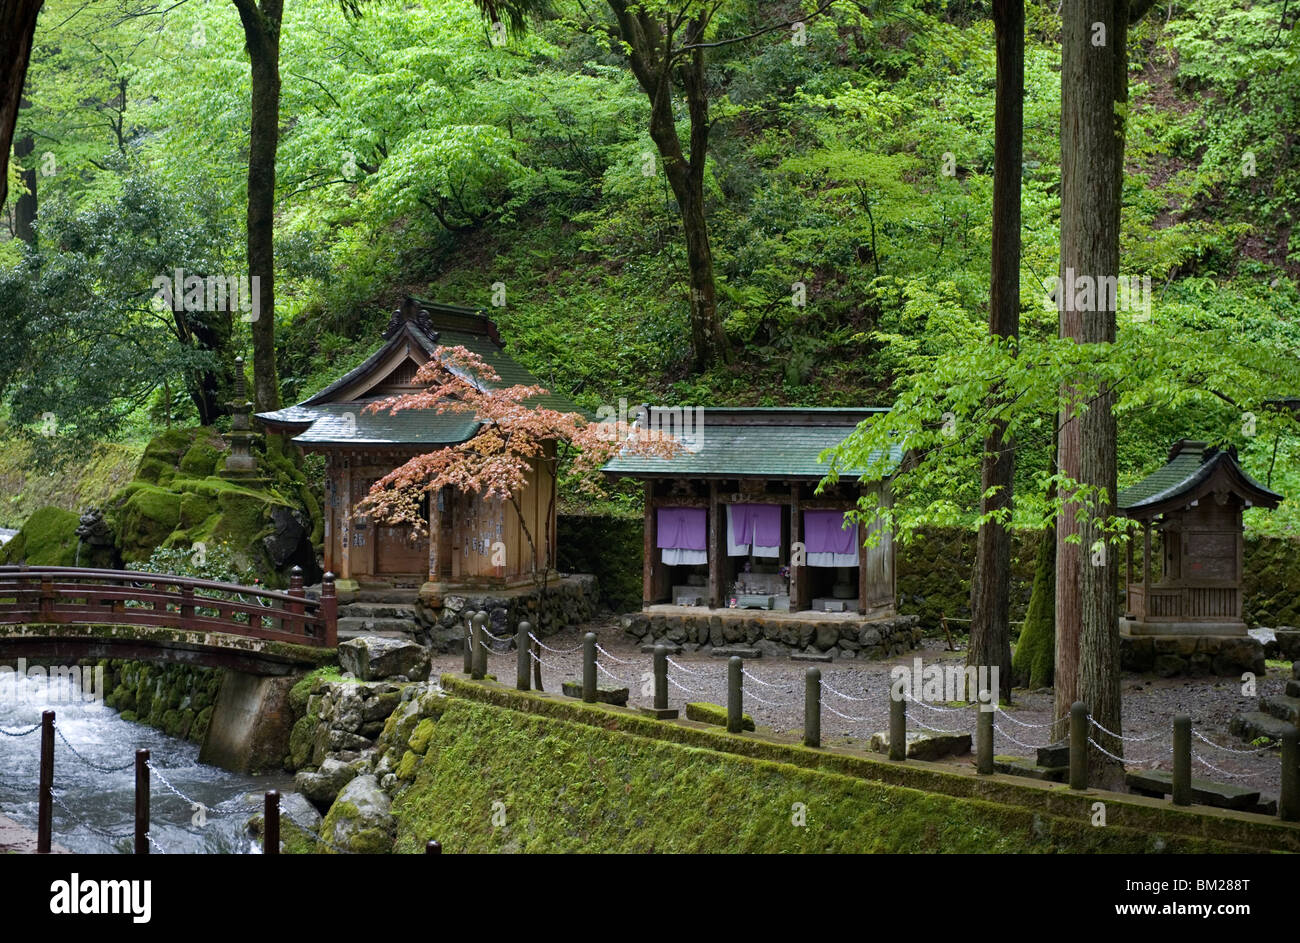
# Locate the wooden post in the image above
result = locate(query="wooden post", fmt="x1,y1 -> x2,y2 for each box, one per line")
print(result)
804,667 -> 820,748
39,575 -> 53,622
708,481 -> 722,609
1280,726 -> 1299,822
789,485 -> 802,611
462,611 -> 473,675
37,710 -> 53,854
287,565 -> 305,636
428,489 -> 440,582
727,656 -> 743,733
642,482 -> 655,607
654,644 -> 669,710
471,611 -> 487,680
1172,715 -> 1191,806
582,632 -> 597,702
1069,701 -> 1088,790
340,462 -> 352,580
857,491 -> 869,615
426,839 -> 442,854
977,706 -> 993,774
135,749 -> 150,855
889,693 -> 906,761
320,573 -> 338,647
264,790 -> 280,855
516,620 -> 531,691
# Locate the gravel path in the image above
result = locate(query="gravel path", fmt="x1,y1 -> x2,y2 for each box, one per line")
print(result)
431,617 -> 1290,799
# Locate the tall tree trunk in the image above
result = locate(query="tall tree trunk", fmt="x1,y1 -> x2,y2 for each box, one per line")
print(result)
1054,0 -> 1130,785
13,124 -> 36,247
233,0 -> 283,413
0,0 -> 43,210
1013,435 -> 1057,688
968,0 -> 1023,703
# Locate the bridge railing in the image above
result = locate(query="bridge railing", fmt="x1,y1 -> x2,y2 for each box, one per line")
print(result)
0,565 -> 337,648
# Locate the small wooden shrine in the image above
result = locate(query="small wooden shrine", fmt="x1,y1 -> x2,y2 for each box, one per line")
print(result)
256,297 -> 577,587
1119,439 -> 1282,635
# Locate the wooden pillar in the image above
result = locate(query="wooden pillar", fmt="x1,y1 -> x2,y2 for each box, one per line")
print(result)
339,457 -> 352,580
451,490 -> 462,581
427,488 -> 440,583
1142,520 -> 1151,593
323,454 -> 335,577
857,490 -> 869,616
789,483 -> 802,611
708,481 -> 722,609
642,481 -> 655,607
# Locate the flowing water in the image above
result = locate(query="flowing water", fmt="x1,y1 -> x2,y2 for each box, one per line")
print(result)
0,671 -> 295,853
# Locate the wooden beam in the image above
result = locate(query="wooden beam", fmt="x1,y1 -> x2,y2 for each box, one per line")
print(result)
428,488 -> 439,582
339,460 -> 352,580
789,484 -> 802,611
858,487 -> 869,615
709,481 -> 722,609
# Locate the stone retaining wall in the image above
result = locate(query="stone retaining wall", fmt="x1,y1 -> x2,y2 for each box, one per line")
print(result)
620,610 -> 922,660
1119,634 -> 1265,677
411,575 -> 598,653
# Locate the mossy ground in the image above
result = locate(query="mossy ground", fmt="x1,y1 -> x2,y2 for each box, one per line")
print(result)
0,506 -> 80,565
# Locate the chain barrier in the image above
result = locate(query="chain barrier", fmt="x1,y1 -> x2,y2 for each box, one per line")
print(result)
993,723 -> 1049,751
741,668 -> 794,692
55,726 -> 135,773
1088,715 -> 1161,743
739,686 -> 795,708
664,657 -> 701,675
0,723 -> 41,738
528,649 -> 567,674
594,644 -> 632,665
1192,751 -> 1264,782
666,674 -> 701,695
904,696 -> 966,713
529,633 -> 582,655
1193,729 -> 1273,755
994,707 -> 1069,729
820,700 -> 879,725
819,680 -> 873,702
594,661 -> 631,685
146,760 -> 203,810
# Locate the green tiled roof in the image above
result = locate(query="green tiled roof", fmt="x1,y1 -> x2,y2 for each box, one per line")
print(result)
260,402 -> 480,447
1118,441 -> 1283,512
256,298 -> 580,446
603,408 -> 899,480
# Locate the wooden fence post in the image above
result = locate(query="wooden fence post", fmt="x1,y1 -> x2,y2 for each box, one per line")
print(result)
1069,702 -> 1089,790
135,749 -> 150,855
516,621 -> 531,691
37,710 -> 53,854
889,692 -> 906,761
582,632 -> 597,702
471,612 -> 487,680
264,790 -> 280,854
1172,715 -> 1191,806
977,705 -> 993,775
320,572 -> 338,647
1281,726 -> 1299,822
727,656 -> 743,733
804,667 -> 820,749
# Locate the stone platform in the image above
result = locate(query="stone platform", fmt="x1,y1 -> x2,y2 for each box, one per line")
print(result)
621,606 -> 921,659
1119,631 -> 1264,677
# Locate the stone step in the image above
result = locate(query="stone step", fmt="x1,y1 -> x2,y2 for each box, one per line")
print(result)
1229,710 -> 1295,743
1124,769 -> 1260,811
709,647 -> 761,658
339,602 -> 417,621
790,651 -> 834,663
336,617 -> 416,640
560,681 -> 629,706
1259,694 -> 1300,726
869,730 -> 971,761
354,589 -> 419,604
992,755 -> 1068,782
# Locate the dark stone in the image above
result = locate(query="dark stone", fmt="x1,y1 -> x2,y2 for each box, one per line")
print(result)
559,681 -> 629,706
1036,743 -> 1069,768
263,504 -> 310,568
709,647 -> 761,658
1153,654 -> 1185,678
814,623 -> 839,651
791,651 -> 833,663
1124,770 -> 1260,811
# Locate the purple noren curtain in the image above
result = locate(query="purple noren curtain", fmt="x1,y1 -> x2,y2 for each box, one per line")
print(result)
804,511 -> 858,555
747,504 -> 781,548
657,507 -> 706,551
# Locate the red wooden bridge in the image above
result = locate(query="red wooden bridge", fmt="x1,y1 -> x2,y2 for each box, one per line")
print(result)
0,565 -> 337,674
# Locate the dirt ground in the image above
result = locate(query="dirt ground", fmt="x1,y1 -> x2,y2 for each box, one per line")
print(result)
432,617 -> 1291,801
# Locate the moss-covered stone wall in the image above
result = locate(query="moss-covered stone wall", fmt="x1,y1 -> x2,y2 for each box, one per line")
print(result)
101,658 -> 224,743
386,678 -> 1293,853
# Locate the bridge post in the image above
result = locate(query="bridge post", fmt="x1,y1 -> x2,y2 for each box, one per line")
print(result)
179,583 -> 196,631
320,573 -> 338,647
39,574 -> 53,622
135,749 -> 150,855
288,566 -> 306,637
37,710 -> 53,854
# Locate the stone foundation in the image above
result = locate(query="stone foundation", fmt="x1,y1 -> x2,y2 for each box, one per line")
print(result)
620,609 -> 922,659
411,574 -> 597,653
1119,633 -> 1265,677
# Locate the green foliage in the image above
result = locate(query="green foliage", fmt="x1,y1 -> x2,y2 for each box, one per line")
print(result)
0,506 -> 80,565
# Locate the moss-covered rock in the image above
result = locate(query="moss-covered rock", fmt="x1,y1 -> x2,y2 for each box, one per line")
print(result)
685,701 -> 755,731
407,717 -> 436,756
0,506 -> 80,565
1012,522 -> 1055,689
319,775 -> 394,854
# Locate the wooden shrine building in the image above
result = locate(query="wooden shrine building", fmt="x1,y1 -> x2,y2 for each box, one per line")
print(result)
256,298 -> 576,587
1119,439 -> 1282,635
603,408 -> 902,617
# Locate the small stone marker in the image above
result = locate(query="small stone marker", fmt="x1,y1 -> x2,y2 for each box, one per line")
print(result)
710,647 -> 761,658
870,730 -> 971,761
1125,769 -> 1261,811
560,681 -> 629,706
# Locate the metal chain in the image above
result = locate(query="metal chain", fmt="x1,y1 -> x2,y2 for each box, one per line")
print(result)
741,668 -> 794,692
528,632 -> 583,654
904,696 -> 966,713
665,657 -> 701,675
145,760 -> 202,809
995,707 -> 1068,729
909,714 -> 966,735
1087,735 -> 1154,767
280,810 -> 355,855
147,832 -> 166,853
0,723 -> 41,738
666,674 -> 701,695
821,700 -> 878,725
55,727 -> 135,773
820,680 -> 873,702
1192,729 -> 1273,755
594,643 -> 632,665
594,661 -> 631,685
528,650 -> 566,673
993,723 -> 1050,751
51,791 -> 135,842
1088,715 -> 1161,743
1192,751 -> 1264,782
739,686 -> 795,708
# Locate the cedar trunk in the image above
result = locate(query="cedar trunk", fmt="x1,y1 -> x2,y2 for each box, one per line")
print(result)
234,0 -> 284,413
968,0 -> 1023,701
1054,0 -> 1127,785
0,0 -> 43,209
14,130 -> 36,247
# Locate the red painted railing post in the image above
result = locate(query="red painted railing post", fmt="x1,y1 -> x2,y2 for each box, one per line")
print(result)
135,749 -> 150,855
180,583 -> 195,630
39,576 -> 54,622
321,572 -> 338,648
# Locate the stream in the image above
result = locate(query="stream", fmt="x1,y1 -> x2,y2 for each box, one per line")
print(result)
0,670 -> 294,853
